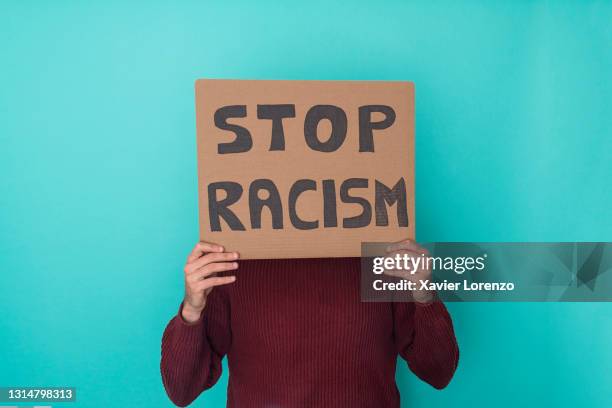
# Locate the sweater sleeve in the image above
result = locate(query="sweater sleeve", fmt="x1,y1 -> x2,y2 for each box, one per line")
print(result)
393,299 -> 459,389
160,288 -> 231,407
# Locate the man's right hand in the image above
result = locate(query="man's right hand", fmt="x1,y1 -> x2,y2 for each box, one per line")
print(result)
181,241 -> 238,323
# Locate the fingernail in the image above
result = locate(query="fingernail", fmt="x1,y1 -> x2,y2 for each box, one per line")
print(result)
233,262 -> 238,268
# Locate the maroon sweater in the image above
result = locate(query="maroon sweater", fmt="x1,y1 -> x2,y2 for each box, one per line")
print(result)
161,257 -> 459,407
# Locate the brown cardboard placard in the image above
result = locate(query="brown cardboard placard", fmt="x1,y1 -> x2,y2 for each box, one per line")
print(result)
195,79 -> 414,259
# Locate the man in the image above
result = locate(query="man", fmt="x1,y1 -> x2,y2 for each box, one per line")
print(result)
161,240 -> 458,407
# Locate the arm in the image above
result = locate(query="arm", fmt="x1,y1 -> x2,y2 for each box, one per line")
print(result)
393,300 -> 459,389
385,240 -> 459,389
160,242 -> 238,407
161,293 -> 230,406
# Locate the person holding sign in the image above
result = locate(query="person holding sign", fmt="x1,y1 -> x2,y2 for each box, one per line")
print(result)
160,80 -> 458,407
160,240 -> 459,407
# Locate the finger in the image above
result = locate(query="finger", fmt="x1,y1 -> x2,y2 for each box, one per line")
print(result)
385,239 -> 419,253
187,251 -> 239,272
197,276 -> 236,291
381,250 -> 431,275
187,241 -> 225,263
384,250 -> 425,261
190,262 -> 238,281
386,240 -> 428,255
383,269 -> 408,278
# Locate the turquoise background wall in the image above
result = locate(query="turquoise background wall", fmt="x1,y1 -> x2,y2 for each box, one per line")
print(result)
1,1 -> 611,407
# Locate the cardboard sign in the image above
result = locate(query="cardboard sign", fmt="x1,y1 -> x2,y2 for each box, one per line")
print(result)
195,79 -> 414,259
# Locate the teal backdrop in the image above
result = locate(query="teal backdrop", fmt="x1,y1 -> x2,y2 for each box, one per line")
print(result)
1,1 -> 611,407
